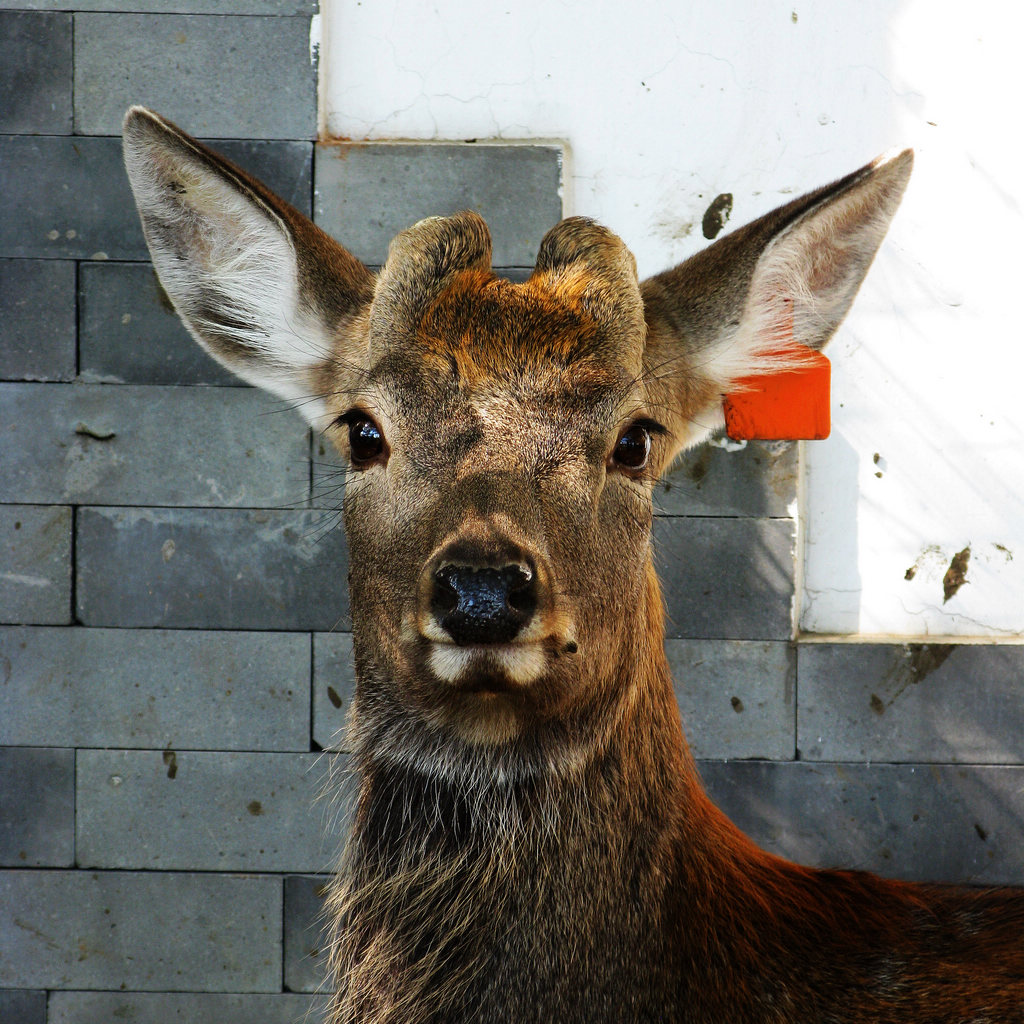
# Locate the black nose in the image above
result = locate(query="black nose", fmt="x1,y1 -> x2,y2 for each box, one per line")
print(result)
431,563 -> 537,645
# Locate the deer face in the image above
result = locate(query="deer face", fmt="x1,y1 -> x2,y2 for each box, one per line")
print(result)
123,107 -> 911,766
322,214 -> 665,747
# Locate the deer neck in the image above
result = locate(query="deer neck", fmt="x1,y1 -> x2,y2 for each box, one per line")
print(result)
328,560 -> 722,1021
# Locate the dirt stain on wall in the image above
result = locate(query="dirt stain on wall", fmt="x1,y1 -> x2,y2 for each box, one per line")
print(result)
702,193 -> 733,239
942,546 -> 970,603
872,643 -> 956,714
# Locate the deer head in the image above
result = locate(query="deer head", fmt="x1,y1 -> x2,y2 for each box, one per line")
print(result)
123,107 -> 911,776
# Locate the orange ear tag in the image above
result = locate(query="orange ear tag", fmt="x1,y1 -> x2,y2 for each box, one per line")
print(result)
723,344 -> 831,441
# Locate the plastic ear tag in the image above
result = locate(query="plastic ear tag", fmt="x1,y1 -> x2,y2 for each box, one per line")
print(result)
723,345 -> 831,441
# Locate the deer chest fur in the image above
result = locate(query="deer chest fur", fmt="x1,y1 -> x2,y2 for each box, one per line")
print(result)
327,760 -> 683,1024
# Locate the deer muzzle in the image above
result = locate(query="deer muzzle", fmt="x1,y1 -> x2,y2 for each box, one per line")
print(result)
416,530 -> 567,687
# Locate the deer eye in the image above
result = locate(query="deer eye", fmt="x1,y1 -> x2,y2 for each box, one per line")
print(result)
337,412 -> 387,467
611,420 -> 663,472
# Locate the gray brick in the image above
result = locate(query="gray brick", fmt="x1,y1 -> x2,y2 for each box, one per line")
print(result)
0,990 -> 45,1024
0,135 -> 146,261
798,643 -> 1024,764
667,639 -> 794,760
1,1 -> 315,10
313,631 -> 356,751
655,441 -> 797,517
0,626 -> 311,750
284,874 -> 332,994
77,750 -> 340,872
700,760 -> 1024,885
653,516 -> 795,640
49,992 -> 328,1024
315,142 -> 564,267
79,262 -> 238,385
77,507 -> 349,630
0,869 -> 281,991
0,383 -> 309,507
0,136 -> 312,260
0,11 -> 71,134
75,13 -> 315,139
0,748 -> 74,866
0,504 -> 71,625
0,260 -> 76,381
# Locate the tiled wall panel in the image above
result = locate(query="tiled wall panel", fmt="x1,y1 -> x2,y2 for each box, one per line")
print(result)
0,260 -> 76,381
75,507 -> 351,630
0,626 -> 311,750
74,13 -> 316,138
314,141 -> 564,268
0,504 -> 72,625
0,748 -> 75,867
76,750 -> 342,872
0,384 -> 309,507
0,11 -> 72,134
0,870 -> 281,991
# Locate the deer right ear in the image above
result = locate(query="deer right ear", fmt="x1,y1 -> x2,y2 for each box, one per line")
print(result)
641,149 -> 913,462
122,106 -> 375,421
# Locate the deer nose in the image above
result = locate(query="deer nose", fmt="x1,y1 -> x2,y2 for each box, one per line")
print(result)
431,563 -> 537,646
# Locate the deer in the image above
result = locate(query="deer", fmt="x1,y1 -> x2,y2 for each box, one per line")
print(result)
122,106 -> 1024,1024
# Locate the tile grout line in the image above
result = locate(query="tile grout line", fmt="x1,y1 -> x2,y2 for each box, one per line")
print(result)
793,638 -> 800,762
73,259 -> 81,378
69,504 -> 78,627
309,631 -> 318,753
70,10 -> 76,138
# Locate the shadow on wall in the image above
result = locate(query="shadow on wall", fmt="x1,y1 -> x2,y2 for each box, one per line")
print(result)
701,755 -> 1024,887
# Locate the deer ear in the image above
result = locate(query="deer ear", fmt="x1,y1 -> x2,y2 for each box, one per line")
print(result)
122,106 -> 374,422
642,149 -> 913,459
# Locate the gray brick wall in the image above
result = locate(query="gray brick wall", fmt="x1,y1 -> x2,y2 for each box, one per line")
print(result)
1,5 -> 1021,1021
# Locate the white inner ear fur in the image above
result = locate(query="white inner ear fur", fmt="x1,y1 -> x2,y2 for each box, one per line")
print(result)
699,185 -> 896,394
125,136 -> 332,422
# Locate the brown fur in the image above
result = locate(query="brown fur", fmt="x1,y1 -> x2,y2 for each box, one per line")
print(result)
120,110 -> 1024,1023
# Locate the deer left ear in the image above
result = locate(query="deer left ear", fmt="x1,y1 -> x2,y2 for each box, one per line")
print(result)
122,106 -> 375,420
641,149 -> 913,462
